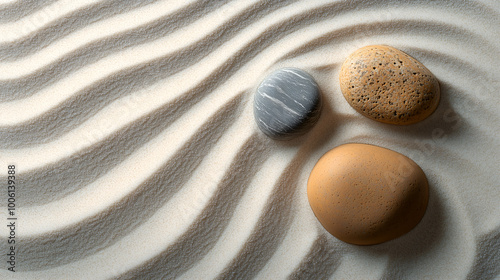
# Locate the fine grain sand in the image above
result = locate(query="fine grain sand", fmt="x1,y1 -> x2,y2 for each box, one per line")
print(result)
0,0 -> 499,279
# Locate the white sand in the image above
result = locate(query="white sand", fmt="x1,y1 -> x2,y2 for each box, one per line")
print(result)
0,0 -> 499,279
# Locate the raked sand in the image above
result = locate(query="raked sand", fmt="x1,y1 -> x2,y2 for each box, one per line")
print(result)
0,0 -> 499,279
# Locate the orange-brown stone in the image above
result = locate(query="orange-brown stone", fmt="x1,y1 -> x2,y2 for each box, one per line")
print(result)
307,143 -> 429,245
339,45 -> 440,125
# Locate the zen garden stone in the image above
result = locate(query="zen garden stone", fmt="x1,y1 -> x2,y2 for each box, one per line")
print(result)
253,68 -> 322,140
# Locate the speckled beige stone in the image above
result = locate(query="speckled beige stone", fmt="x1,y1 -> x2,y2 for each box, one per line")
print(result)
339,45 -> 440,125
307,143 -> 429,245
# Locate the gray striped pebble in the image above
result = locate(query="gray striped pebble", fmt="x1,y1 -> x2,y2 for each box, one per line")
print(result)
254,68 -> 322,140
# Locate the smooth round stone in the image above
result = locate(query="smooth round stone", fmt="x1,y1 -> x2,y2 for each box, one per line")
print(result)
307,143 -> 429,245
339,45 -> 440,125
254,68 -> 322,140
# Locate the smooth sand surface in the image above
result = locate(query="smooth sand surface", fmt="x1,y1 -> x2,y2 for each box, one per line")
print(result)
0,0 -> 498,279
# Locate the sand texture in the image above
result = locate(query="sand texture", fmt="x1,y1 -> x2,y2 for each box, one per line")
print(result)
0,0 -> 498,279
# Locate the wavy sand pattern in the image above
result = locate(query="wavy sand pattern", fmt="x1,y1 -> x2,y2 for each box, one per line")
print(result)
0,0 -> 499,279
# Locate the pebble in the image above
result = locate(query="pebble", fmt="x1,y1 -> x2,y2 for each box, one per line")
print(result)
307,143 -> 429,245
339,45 -> 440,125
254,68 -> 322,140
